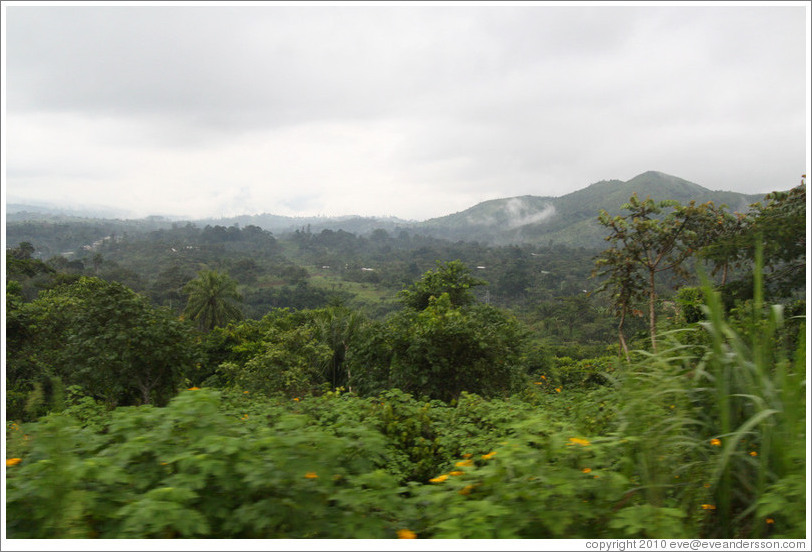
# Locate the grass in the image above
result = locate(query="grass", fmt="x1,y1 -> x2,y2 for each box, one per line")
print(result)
614,241 -> 807,538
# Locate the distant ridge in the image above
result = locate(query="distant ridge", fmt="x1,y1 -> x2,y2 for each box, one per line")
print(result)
414,171 -> 765,247
7,171 -> 771,250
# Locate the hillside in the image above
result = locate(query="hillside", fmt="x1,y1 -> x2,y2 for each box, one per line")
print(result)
6,171 -> 769,252
416,171 -> 764,247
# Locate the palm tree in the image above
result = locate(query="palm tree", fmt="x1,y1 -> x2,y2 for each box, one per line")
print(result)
182,270 -> 243,331
312,306 -> 365,391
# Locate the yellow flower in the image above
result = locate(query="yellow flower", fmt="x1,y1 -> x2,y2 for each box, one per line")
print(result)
304,472 -> 318,479
188,387 -> 200,391
703,483 -> 711,488
448,470 -> 464,476
701,504 -> 716,510
710,438 -> 721,446
568,437 -> 590,447
397,529 -> 417,539
293,398 -> 300,402
6,458 -> 22,466
459,484 -> 475,496
243,391 -> 250,394
429,474 -> 449,483
541,375 -> 546,380
766,518 -> 774,524
582,467 -> 592,473
533,381 -> 543,385
455,459 -> 473,467
481,451 -> 497,460
461,453 -> 473,459
555,387 -> 562,393
749,451 -> 758,457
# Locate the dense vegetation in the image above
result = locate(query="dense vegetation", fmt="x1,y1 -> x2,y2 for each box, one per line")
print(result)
5,181 -> 806,539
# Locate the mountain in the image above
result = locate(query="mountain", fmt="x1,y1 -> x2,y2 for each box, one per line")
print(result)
6,171 -> 770,252
414,171 -> 765,248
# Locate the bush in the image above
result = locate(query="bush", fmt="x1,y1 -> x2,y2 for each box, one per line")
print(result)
6,389 -> 406,538
368,294 -> 527,402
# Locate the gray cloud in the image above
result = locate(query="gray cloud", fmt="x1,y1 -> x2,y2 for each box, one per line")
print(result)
3,3 -> 808,220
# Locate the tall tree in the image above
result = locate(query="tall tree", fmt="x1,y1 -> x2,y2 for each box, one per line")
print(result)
593,241 -> 646,360
397,259 -> 486,310
594,194 -> 720,352
7,277 -> 198,411
383,293 -> 525,402
311,306 -> 366,391
182,270 -> 243,331
700,178 -> 806,299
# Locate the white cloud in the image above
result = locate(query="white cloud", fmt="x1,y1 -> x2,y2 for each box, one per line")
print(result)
3,3 -> 808,220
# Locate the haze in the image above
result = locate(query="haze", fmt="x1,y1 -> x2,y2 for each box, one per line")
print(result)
2,1 -> 809,221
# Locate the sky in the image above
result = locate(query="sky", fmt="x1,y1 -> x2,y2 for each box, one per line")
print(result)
2,1 -> 809,221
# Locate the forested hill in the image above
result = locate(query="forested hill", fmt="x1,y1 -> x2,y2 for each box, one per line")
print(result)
7,170 -> 768,252
417,171 -> 765,247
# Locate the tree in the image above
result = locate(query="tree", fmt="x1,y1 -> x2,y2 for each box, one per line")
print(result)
150,264 -> 196,310
697,210 -> 749,286
594,194 -> 721,353
182,270 -> 243,331
7,277 -> 199,411
222,325 -> 332,398
382,293 -> 525,402
208,309 -> 333,397
749,179 -> 805,295
397,260 -> 486,310
10,241 -> 36,260
352,261 -> 526,402
592,243 -> 646,360
700,179 -> 806,300
311,306 -> 367,391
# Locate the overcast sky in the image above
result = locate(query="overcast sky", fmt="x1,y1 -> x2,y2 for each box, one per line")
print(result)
2,1 -> 809,221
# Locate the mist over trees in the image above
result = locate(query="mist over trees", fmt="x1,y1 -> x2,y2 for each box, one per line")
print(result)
5,178 -> 806,539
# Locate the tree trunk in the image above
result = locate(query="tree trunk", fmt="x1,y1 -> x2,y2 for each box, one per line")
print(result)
618,303 -> 630,362
140,384 -> 152,405
649,269 -> 658,352
137,372 -> 153,405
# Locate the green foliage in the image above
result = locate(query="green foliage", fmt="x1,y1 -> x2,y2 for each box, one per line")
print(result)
182,270 -> 243,331
608,505 -> 688,538
366,293 -> 526,402
5,187 -> 805,540
6,277 -> 200,417
594,194 -> 727,354
675,286 -> 705,324
397,260 -> 486,310
367,389 -> 449,482
701,180 -> 806,300
6,389 -> 406,538
409,419 -> 630,538
221,324 -> 332,398
201,309 -> 338,397
612,250 -> 806,538
310,305 -> 367,390
549,355 -> 617,391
